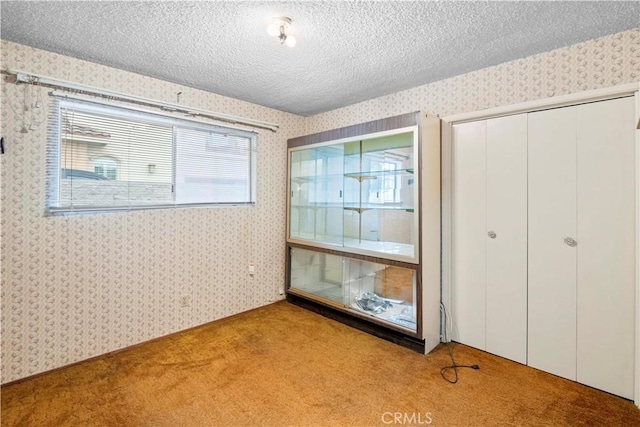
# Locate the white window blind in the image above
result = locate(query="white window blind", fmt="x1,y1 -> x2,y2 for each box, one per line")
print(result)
175,128 -> 255,204
47,97 -> 257,213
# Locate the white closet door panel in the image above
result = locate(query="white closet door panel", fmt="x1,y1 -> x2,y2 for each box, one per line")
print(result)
485,114 -> 528,364
528,106 -> 578,381
576,97 -> 635,399
451,121 -> 486,349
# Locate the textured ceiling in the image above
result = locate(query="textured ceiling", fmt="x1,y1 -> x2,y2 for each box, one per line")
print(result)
2,1 -> 639,116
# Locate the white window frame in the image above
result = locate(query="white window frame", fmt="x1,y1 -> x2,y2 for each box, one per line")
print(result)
46,96 -> 258,214
92,156 -> 118,180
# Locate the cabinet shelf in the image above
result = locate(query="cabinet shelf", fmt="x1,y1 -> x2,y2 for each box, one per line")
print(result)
291,203 -> 413,211
290,202 -> 343,209
344,173 -> 377,182
344,168 -> 414,180
291,174 -> 344,183
343,206 -> 372,214
343,204 -> 414,213
293,168 -> 414,184
290,176 -> 315,183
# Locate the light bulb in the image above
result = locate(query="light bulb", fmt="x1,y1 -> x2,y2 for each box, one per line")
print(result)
267,22 -> 280,37
285,35 -> 296,48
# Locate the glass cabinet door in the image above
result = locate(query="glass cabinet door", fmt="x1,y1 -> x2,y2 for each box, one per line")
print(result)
288,127 -> 418,263
289,145 -> 344,245
342,132 -> 416,259
289,247 -> 346,305
344,257 -> 417,332
289,247 -> 418,332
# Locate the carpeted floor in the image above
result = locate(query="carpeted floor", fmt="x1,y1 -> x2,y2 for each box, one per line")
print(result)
2,301 -> 639,426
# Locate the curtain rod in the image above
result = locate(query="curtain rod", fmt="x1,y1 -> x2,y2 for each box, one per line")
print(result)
6,69 -> 280,132
49,91 -> 258,135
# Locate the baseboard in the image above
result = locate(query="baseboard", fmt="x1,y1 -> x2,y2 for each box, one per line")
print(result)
1,301 -> 284,388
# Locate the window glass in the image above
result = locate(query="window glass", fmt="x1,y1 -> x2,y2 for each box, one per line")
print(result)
47,98 -> 257,213
93,157 -> 118,180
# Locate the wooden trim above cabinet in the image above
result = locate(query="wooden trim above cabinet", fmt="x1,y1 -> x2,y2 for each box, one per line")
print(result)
288,111 -> 421,148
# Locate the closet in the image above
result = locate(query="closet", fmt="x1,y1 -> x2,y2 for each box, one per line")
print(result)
450,96 -> 636,399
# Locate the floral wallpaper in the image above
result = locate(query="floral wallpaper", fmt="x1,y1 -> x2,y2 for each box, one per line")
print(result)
307,28 -> 640,132
0,40 -> 305,384
2,26 -> 639,384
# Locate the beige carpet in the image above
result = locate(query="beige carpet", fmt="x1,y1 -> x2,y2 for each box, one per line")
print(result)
2,301 -> 639,426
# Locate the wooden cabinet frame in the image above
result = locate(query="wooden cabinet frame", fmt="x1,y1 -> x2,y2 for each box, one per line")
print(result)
286,111 -> 441,353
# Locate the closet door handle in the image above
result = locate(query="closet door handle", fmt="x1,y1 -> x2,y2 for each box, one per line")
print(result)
487,231 -> 497,239
564,237 -> 577,247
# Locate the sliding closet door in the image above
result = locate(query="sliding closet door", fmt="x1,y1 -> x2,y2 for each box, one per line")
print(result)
485,114 -> 528,364
528,106 -> 578,381
576,96 -> 635,399
451,121 -> 486,349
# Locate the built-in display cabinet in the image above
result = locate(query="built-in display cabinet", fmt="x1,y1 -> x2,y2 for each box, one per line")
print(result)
286,112 -> 441,353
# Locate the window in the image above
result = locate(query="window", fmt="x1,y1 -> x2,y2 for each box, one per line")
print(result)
47,97 -> 257,213
366,152 -> 408,204
93,157 -> 118,180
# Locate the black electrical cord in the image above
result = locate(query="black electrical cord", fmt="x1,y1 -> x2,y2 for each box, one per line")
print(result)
440,302 -> 480,384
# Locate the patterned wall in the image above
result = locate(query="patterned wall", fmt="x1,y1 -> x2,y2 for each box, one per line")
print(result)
307,28 -> 640,132
2,26 -> 639,384
0,40 -> 306,384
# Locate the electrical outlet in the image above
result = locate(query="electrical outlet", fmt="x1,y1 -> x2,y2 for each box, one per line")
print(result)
180,295 -> 190,308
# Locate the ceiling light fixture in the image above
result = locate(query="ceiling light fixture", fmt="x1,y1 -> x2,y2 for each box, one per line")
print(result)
267,17 -> 296,48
